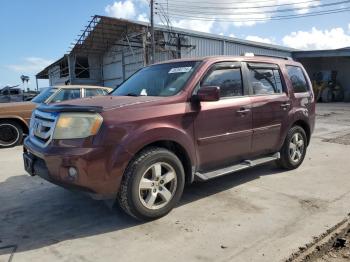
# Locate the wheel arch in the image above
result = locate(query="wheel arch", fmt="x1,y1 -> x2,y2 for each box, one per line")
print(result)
0,116 -> 29,134
292,119 -> 311,145
137,140 -> 194,185
117,125 -> 196,185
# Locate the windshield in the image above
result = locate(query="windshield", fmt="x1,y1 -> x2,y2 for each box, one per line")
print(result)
112,61 -> 201,97
32,87 -> 57,103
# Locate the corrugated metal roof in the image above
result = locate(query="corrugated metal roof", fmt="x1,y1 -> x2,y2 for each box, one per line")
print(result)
69,15 -> 295,55
293,47 -> 350,58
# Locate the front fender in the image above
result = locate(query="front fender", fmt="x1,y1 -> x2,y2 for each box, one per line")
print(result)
107,123 -> 196,180
123,125 -> 196,164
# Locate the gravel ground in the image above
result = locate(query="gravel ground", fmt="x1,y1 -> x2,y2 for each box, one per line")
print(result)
316,230 -> 350,262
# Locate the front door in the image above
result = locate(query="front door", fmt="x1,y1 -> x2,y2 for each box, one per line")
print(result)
193,62 -> 252,172
246,62 -> 290,155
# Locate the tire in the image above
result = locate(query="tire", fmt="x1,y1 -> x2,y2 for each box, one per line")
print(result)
277,126 -> 307,170
118,147 -> 185,221
0,120 -> 23,149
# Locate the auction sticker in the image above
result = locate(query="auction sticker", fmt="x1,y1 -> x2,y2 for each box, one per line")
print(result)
168,67 -> 192,74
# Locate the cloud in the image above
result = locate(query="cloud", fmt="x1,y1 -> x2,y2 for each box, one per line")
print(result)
137,13 -> 149,22
282,26 -> 350,50
105,0 -> 136,19
160,0 -> 321,29
292,0 -> 320,14
7,57 -> 53,73
245,35 -> 275,44
171,19 -> 214,33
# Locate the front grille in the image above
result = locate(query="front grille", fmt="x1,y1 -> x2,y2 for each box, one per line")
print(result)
30,110 -> 58,147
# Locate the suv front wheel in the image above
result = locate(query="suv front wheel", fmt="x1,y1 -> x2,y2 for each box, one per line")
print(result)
118,147 -> 185,221
277,126 -> 307,170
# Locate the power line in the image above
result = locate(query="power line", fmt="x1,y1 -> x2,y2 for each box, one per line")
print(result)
155,0 -> 321,5
155,0 -> 321,9
159,7 -> 350,22
155,0 -> 350,15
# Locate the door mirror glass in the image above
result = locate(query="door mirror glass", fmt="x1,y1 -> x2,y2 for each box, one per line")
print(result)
196,86 -> 220,102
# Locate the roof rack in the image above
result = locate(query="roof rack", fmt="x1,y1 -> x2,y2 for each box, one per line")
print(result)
242,53 -> 293,61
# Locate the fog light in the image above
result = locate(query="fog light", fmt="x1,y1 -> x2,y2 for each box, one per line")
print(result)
68,167 -> 78,180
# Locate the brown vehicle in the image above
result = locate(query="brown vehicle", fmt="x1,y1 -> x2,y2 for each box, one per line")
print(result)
0,85 -> 112,148
23,55 -> 315,221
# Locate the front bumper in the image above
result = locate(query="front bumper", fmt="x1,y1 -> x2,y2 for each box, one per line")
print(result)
23,137 -> 132,199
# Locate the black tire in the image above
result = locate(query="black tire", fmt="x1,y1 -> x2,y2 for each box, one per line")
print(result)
277,126 -> 307,170
0,120 -> 23,149
118,147 -> 185,221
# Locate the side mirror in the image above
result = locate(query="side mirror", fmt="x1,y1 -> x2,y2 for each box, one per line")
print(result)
195,86 -> 220,102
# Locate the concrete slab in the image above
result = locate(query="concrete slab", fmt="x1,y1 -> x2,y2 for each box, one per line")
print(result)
0,103 -> 350,262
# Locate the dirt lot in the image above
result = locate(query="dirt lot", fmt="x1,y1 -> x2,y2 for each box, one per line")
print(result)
1,103 -> 350,262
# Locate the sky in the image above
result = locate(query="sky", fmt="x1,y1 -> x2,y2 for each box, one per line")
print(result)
0,0 -> 349,90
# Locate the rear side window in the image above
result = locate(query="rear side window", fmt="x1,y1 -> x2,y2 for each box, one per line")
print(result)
85,88 -> 105,97
248,67 -> 283,95
286,66 -> 309,93
202,68 -> 243,98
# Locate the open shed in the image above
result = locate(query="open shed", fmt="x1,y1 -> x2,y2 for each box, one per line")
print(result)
293,48 -> 350,101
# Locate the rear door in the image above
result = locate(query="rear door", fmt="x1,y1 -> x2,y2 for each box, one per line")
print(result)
245,62 -> 290,155
193,62 -> 252,171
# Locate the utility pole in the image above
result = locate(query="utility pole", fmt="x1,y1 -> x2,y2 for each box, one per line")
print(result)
150,0 -> 155,64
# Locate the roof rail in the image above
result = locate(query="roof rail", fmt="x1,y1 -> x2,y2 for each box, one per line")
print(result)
242,53 -> 293,61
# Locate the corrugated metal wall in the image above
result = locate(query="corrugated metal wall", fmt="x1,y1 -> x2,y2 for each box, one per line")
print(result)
102,45 -> 144,88
100,33 -> 292,88
180,34 -> 292,58
69,30 -> 292,88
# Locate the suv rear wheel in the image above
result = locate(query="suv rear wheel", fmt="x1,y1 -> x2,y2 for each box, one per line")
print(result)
277,126 -> 307,170
118,147 -> 185,221
0,120 -> 23,148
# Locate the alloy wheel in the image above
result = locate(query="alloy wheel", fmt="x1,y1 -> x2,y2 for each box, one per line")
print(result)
138,162 -> 177,210
289,132 -> 305,164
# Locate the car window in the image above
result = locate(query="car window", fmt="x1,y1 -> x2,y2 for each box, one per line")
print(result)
85,88 -> 105,97
32,87 -> 57,103
50,89 -> 81,103
286,66 -> 309,93
112,61 -> 201,97
248,67 -> 283,95
201,67 -> 243,98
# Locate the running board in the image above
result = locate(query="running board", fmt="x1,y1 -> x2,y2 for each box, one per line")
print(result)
194,152 -> 280,181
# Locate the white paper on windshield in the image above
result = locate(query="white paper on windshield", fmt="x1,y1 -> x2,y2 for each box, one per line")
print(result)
140,89 -> 148,96
168,67 -> 192,74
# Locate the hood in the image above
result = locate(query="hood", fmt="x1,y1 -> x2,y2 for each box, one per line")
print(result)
56,95 -> 164,110
0,101 -> 35,113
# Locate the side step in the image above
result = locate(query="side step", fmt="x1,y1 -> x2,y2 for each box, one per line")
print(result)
194,152 -> 280,181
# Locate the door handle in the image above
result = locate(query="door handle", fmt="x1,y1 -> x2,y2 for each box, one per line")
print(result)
237,108 -> 251,114
280,102 -> 291,110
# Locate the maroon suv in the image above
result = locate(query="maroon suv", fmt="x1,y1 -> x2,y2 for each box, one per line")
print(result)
23,56 -> 315,220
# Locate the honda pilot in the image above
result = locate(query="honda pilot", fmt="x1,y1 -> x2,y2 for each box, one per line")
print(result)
23,56 -> 315,221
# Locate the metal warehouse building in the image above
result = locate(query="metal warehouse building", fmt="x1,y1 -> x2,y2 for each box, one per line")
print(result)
36,15 -> 294,88
36,15 -> 350,100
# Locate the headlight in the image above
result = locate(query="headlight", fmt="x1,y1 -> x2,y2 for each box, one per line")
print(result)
53,113 -> 103,139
